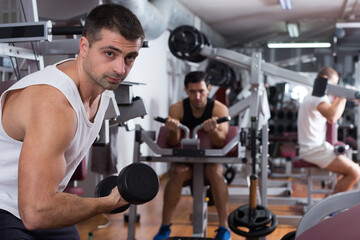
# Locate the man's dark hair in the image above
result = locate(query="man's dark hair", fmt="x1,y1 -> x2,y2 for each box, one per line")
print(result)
82,4 -> 145,46
184,71 -> 209,88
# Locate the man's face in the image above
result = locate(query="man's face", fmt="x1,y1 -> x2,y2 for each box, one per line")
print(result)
185,81 -> 210,110
82,29 -> 142,90
329,75 -> 339,85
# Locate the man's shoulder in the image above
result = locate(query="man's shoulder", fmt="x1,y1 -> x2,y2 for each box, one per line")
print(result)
303,94 -> 330,106
213,99 -> 228,110
212,99 -> 229,117
169,100 -> 184,119
214,99 -> 226,106
170,100 -> 184,109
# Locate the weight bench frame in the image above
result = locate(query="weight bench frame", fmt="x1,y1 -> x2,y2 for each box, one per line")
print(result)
126,124 -> 243,239
292,158 -> 336,209
127,125 -> 268,240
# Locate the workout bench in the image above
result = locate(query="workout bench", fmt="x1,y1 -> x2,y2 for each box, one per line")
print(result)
126,123 -> 240,239
292,122 -> 339,209
292,157 -> 336,209
270,122 -> 338,212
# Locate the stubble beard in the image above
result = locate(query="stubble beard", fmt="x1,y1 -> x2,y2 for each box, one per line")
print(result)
83,59 -> 125,91
86,68 -> 125,91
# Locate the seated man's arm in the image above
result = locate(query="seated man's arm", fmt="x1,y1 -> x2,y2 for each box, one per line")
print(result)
203,100 -> 229,147
11,86 -> 126,230
166,101 -> 183,147
317,97 -> 346,124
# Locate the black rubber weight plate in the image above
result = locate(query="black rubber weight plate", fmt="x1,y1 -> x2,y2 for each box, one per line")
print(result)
95,175 -> 117,198
94,176 -> 131,214
117,163 -> 159,205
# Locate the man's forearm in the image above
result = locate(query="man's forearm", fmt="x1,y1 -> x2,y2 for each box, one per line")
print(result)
20,192 -> 115,230
207,128 -> 227,147
332,97 -> 347,121
166,129 -> 181,147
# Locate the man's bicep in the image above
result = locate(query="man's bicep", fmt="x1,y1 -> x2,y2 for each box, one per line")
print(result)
169,102 -> 183,120
316,101 -> 331,118
213,104 -> 229,133
19,100 -> 76,200
19,132 -> 67,196
213,102 -> 229,119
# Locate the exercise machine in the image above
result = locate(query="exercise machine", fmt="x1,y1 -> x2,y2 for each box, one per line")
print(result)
128,115 -> 241,239
167,24 -> 360,228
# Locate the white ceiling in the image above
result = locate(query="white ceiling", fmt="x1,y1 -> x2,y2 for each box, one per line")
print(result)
178,0 -> 360,49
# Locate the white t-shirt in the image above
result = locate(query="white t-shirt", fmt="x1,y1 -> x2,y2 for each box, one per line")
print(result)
297,94 -> 331,148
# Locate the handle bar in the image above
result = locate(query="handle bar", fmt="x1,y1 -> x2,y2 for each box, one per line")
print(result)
193,116 -> 231,139
154,116 -> 190,139
154,116 -> 231,140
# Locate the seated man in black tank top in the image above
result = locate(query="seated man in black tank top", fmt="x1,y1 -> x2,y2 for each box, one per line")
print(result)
154,71 -> 231,240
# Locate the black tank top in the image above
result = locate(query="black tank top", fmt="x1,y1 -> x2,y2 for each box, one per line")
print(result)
180,97 -> 214,128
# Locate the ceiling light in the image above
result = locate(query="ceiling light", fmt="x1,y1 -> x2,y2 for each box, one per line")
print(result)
287,22 -> 299,38
335,22 -> 360,28
279,0 -> 292,10
267,42 -> 331,48
273,54 -> 316,67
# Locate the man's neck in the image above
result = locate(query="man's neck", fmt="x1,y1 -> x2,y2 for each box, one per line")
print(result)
190,99 -> 207,118
57,58 -> 102,122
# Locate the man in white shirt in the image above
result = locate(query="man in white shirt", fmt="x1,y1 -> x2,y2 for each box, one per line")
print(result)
298,67 -> 360,194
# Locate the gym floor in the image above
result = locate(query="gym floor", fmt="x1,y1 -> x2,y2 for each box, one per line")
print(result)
76,173 -> 325,240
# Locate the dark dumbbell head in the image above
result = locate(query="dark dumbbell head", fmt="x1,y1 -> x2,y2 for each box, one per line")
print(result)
94,163 -> 159,213
117,162 -> 159,205
94,176 -> 131,214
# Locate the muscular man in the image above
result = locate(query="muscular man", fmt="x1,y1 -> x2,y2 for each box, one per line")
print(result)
154,71 -> 231,240
298,67 -> 360,194
0,4 -> 144,239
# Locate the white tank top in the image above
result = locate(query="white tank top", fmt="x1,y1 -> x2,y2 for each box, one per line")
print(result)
0,59 -> 112,218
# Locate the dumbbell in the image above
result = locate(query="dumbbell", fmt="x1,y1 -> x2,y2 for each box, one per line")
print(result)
95,162 -> 160,214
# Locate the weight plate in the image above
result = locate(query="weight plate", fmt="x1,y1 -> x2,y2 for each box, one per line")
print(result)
94,176 -> 130,214
228,204 -> 278,238
232,205 -> 272,228
168,25 -> 208,62
206,60 -> 238,87
95,176 -> 117,198
117,162 -> 159,205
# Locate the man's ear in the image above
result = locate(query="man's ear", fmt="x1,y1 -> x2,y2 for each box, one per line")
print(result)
207,84 -> 211,91
79,36 -> 89,57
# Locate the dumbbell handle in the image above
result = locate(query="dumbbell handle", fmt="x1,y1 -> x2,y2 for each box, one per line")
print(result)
94,163 -> 159,213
